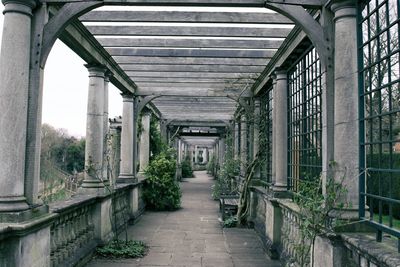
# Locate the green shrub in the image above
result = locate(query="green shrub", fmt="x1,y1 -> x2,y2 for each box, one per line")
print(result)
96,240 -> 147,258
181,156 -> 194,178
223,216 -> 238,228
143,150 -> 181,210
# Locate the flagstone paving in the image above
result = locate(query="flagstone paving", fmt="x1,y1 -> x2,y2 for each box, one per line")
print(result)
86,171 -> 282,267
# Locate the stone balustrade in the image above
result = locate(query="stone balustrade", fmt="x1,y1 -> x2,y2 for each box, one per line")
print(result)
279,200 -> 309,267
50,197 -> 96,267
47,182 -> 144,267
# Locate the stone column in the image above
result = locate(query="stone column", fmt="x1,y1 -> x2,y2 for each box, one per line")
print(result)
177,139 -> 182,164
240,114 -> 248,176
0,0 -> 37,212
219,138 -> 225,167
253,98 -> 261,179
271,75 -> 277,186
273,69 -> 288,193
194,145 -> 199,164
331,1 -> 359,216
118,93 -> 136,183
138,110 -> 151,176
234,122 -> 240,160
102,72 -> 111,183
204,148 -> 209,164
108,121 -> 121,185
160,119 -> 168,143
81,64 -> 108,191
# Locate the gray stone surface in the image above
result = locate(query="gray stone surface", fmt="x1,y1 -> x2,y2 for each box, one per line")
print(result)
86,171 -> 281,267
0,0 -> 35,212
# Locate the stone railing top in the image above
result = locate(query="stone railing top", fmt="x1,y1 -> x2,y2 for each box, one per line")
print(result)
49,182 -> 141,213
341,233 -> 400,267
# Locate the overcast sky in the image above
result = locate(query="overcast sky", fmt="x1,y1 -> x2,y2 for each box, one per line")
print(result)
0,6 -> 123,138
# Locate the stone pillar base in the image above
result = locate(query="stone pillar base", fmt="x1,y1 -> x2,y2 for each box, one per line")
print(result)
137,172 -> 146,181
0,213 -> 56,267
117,174 -> 137,184
0,204 -> 48,223
264,197 -> 283,259
93,196 -> 114,245
312,234 -> 344,267
0,196 -> 30,213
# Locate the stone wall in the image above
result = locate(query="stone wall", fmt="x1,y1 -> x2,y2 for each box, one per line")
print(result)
249,186 -> 400,267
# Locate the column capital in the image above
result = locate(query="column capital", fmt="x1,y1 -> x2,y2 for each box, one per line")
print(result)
274,68 -> 287,80
330,0 -> 357,20
254,98 -> 261,108
2,0 -> 37,16
104,71 -> 113,82
85,64 -> 108,78
121,92 -> 134,102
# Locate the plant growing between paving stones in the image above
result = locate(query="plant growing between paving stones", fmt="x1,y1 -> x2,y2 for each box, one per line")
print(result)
96,240 -> 148,258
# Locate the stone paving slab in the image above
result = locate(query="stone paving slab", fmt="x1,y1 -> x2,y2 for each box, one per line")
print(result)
86,171 -> 282,267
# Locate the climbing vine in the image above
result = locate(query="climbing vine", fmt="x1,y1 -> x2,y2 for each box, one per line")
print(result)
292,166 -> 350,267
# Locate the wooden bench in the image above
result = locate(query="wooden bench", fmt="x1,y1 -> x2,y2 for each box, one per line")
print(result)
219,194 -> 239,221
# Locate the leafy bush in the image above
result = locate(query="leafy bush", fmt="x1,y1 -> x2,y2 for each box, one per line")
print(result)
143,149 -> 181,210
223,216 -> 238,228
212,158 -> 240,199
96,240 -> 147,258
207,155 -> 216,174
181,156 -> 194,178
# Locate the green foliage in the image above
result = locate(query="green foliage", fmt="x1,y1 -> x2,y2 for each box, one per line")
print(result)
143,149 -> 182,210
181,156 -> 194,178
212,129 -> 240,199
212,157 -> 240,198
96,240 -> 148,258
150,115 -> 167,160
206,155 -> 216,174
41,123 -> 85,174
293,175 -> 349,267
223,216 -> 238,228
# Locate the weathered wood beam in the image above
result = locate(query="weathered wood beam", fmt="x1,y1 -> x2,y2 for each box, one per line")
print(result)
58,21 -> 137,93
106,48 -> 275,58
120,64 -> 265,72
163,114 -> 233,120
136,87 -> 251,97
178,132 -> 221,137
169,120 -> 228,127
97,38 -> 283,49
44,0 -> 266,7
136,82 -> 250,88
113,56 -> 269,65
133,78 -> 255,83
153,96 -> 236,103
81,11 -> 292,24
126,71 -> 259,79
87,25 -> 292,38
265,0 -> 323,8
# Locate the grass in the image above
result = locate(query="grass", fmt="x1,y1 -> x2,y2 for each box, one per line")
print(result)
372,214 -> 400,230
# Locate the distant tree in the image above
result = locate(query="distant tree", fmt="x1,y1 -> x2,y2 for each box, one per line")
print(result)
40,123 -> 85,173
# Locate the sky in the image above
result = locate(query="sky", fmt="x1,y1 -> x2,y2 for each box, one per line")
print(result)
0,6 -> 123,137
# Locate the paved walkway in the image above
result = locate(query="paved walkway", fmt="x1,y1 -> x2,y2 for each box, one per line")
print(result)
86,171 -> 281,267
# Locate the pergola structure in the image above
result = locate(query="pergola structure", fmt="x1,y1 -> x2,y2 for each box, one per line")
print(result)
1,0 -> 399,266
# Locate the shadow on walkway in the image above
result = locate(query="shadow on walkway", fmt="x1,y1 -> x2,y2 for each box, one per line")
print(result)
86,171 -> 281,267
